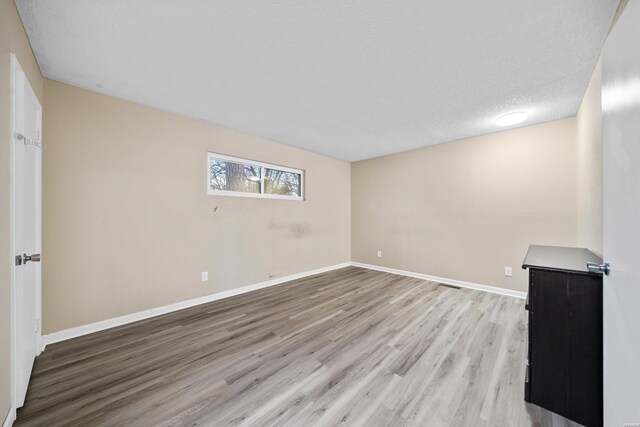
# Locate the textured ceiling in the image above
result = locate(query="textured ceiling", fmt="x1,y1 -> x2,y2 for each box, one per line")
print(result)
17,0 -> 619,161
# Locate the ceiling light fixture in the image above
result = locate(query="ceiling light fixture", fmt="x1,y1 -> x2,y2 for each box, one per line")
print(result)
496,112 -> 528,127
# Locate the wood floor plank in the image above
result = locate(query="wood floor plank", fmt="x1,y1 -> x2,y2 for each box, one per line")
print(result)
16,267 -> 580,426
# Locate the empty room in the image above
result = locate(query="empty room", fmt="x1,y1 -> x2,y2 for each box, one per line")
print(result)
1,0 -> 639,426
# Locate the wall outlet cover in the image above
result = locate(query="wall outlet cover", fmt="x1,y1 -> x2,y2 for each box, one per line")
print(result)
377,250 -> 382,258
201,271 -> 209,282
505,266 -> 513,277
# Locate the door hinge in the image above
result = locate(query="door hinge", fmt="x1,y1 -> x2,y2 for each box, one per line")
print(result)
35,319 -> 40,333
15,255 -> 23,266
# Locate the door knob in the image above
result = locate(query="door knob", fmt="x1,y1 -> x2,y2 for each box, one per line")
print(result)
23,253 -> 41,263
587,262 -> 610,275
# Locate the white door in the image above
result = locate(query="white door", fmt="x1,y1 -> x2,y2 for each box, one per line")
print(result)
601,1 -> 640,425
10,54 -> 42,408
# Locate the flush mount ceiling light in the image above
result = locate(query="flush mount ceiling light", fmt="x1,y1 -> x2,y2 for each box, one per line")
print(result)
496,112 -> 528,127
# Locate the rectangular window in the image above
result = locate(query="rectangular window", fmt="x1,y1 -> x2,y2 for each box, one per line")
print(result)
207,153 -> 304,200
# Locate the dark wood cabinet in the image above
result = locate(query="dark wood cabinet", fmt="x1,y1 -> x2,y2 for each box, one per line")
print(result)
522,245 -> 603,427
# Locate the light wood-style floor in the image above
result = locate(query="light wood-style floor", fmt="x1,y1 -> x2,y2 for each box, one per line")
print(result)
16,267 -> 579,426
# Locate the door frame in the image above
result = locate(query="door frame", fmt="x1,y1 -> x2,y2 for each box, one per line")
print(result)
8,53 -> 43,419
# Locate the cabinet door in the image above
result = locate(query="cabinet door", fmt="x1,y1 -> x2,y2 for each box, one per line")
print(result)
530,269 -> 570,416
566,272 -> 603,426
529,269 -> 602,426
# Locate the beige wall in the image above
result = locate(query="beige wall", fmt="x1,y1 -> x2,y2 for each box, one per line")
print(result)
0,0 -> 43,421
0,3 -> 610,421
41,71 -> 601,334
42,80 -> 351,334
352,118 -> 578,292
576,59 -> 603,255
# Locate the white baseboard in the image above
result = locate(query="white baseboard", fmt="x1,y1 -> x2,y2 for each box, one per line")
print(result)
43,262 -> 351,347
37,334 -> 44,355
43,261 -> 525,347
2,408 -> 16,427
351,262 -> 527,299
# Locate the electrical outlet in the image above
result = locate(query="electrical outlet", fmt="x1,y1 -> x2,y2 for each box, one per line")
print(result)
504,266 -> 513,277
377,250 -> 382,258
201,271 -> 208,282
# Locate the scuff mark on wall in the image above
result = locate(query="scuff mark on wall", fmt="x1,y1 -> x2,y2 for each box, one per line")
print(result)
289,223 -> 311,238
268,220 -> 312,238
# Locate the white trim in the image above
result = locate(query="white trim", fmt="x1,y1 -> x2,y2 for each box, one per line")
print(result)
42,261 -> 526,348
2,408 -> 16,427
43,262 -> 351,346
207,189 -> 304,201
8,53 -> 17,427
350,262 -> 527,299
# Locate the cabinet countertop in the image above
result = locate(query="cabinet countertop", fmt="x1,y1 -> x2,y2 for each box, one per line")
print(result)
522,245 -> 603,275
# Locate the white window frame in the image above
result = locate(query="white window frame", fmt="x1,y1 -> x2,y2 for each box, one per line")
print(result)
207,152 -> 305,201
